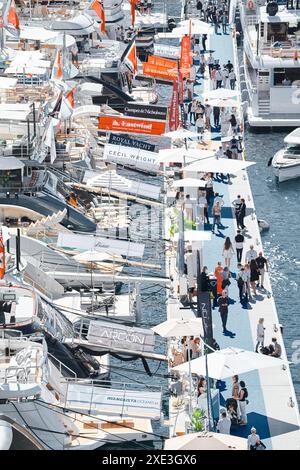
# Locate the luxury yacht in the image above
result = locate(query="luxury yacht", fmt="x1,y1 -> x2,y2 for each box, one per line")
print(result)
272,127 -> 300,180
238,0 -> 300,127
0,332 -> 158,449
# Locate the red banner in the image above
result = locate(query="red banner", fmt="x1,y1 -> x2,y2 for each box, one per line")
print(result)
180,35 -> 191,79
169,80 -> 179,131
148,55 -> 178,68
98,115 -> 166,135
142,62 -> 177,81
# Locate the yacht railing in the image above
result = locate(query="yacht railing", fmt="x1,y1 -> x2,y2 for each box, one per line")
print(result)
47,352 -> 77,379
61,377 -> 162,416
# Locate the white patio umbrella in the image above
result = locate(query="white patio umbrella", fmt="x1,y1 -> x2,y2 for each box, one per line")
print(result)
185,158 -> 255,174
172,177 -> 207,188
153,318 -> 203,416
163,129 -> 200,139
73,250 -> 115,289
202,89 -> 239,100
158,149 -> 215,163
206,98 -> 240,108
173,347 -> 288,379
152,318 -> 203,338
73,250 -> 112,263
164,431 -> 248,450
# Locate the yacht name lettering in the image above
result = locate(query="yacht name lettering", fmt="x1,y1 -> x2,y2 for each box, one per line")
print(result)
102,455 -> 136,468
108,149 -> 156,164
100,329 -> 146,344
109,134 -> 155,151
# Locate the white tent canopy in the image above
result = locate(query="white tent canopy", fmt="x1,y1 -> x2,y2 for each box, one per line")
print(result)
185,158 -> 255,174
172,177 -> 207,188
202,89 -> 239,100
164,431 -> 247,450
163,129 -> 200,139
205,98 -> 240,108
173,347 -> 288,379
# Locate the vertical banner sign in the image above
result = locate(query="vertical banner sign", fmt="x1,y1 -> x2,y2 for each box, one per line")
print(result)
0,231 -> 5,280
180,35 -> 191,79
169,80 -> 179,131
196,251 -> 213,347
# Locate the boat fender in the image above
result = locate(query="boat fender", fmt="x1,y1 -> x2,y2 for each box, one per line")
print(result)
247,0 -> 254,9
267,156 -> 273,167
141,357 -> 152,377
258,219 -> 270,232
0,420 -> 13,450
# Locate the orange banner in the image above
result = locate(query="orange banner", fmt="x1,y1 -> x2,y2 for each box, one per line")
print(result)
148,55 -> 178,68
180,35 -> 191,78
98,115 -> 166,135
142,62 -> 178,81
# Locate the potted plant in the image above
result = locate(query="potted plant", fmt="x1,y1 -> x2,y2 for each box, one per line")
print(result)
191,408 -> 206,432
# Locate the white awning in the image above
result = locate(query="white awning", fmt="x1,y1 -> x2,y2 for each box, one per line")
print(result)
49,13 -> 96,36
19,26 -> 76,48
0,77 -> 18,89
78,83 -> 104,96
0,157 -> 25,170
0,104 -> 31,121
186,158 -> 256,173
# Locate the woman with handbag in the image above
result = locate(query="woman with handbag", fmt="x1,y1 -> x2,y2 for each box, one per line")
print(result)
221,266 -> 231,293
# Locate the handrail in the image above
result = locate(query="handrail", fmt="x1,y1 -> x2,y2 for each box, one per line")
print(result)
47,352 -> 77,379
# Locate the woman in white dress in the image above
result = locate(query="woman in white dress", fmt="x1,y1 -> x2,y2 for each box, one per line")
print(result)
222,236 -> 235,269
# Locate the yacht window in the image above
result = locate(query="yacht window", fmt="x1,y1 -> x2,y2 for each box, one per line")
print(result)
267,23 -> 288,41
286,145 -> 300,157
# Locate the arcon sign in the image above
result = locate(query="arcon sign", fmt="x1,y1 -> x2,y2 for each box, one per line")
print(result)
87,320 -> 155,353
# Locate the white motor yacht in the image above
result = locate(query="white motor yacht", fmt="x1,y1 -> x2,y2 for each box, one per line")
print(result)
0,332 -> 159,449
237,0 -> 300,127
272,127 -> 300,181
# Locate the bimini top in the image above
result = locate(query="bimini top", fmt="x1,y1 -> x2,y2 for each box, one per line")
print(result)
0,157 -> 25,171
49,13 -> 96,36
284,127 -> 300,144
0,103 -> 32,121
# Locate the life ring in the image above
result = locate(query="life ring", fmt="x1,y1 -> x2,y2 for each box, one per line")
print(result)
247,0 -> 254,9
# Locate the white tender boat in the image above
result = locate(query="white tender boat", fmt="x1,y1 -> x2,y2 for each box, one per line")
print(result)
272,128 -> 300,181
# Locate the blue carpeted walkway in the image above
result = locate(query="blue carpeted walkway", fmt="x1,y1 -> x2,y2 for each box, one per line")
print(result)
199,31 -> 272,447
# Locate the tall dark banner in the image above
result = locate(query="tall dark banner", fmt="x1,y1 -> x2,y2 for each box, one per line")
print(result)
123,103 -> 168,121
196,251 -> 213,347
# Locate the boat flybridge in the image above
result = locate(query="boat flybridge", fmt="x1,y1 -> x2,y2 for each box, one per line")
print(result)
0,283 -> 40,333
239,0 -> 300,126
0,332 -> 161,449
272,127 -> 300,180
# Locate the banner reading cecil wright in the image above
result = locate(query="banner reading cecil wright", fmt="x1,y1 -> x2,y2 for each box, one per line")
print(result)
103,142 -> 160,172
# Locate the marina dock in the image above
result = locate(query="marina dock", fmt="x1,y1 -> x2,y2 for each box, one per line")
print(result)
0,0 -> 299,452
